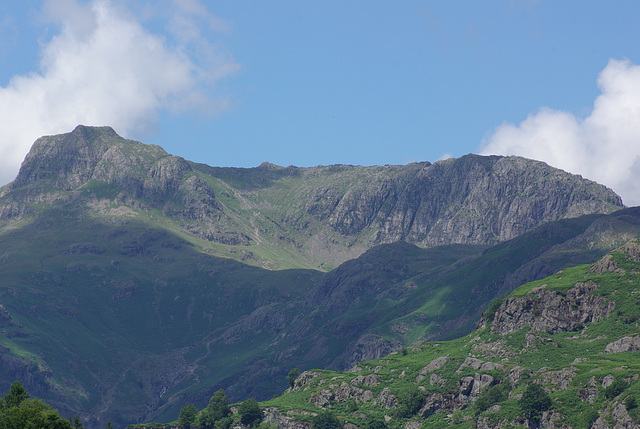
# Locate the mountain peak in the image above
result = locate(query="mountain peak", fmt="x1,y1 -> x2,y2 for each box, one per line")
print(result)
10,125 -> 174,192
11,125 -> 125,189
70,124 -> 119,138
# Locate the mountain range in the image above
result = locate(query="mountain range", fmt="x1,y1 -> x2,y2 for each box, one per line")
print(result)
0,125 -> 636,428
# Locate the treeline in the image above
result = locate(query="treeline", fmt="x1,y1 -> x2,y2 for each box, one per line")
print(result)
0,381 -> 111,429
173,390 -> 262,429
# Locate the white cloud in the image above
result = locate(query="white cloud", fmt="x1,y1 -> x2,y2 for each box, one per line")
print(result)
0,0 -> 239,185
481,59 -> 640,206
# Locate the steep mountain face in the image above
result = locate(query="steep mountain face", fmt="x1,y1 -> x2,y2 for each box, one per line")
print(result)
1,125 -> 623,270
0,126 -> 632,428
259,240 -> 640,429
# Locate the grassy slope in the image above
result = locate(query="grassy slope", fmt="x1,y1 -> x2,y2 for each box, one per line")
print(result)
254,240 -> 640,429
0,207 -> 322,426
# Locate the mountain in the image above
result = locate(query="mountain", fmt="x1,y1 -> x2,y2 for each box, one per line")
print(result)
1,125 -> 623,271
0,126 -> 632,428
248,239 -> 640,429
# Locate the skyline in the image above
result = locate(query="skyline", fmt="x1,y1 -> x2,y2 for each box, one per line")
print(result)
1,1 -> 640,204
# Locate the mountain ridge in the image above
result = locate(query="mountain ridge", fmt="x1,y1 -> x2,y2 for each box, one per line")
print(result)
0,125 -> 624,270
0,125 -> 634,428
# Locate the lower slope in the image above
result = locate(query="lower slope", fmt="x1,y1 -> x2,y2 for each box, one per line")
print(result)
2,206 -> 640,428
256,239 -> 640,429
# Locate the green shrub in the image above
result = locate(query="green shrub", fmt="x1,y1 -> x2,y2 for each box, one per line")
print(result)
475,381 -> 512,413
362,416 -> 387,429
287,368 -> 301,389
346,398 -> 358,412
626,395 -> 638,411
581,407 -> 599,428
312,411 -> 342,429
394,385 -> 426,418
603,378 -> 628,399
519,384 -> 552,420
483,298 -> 504,323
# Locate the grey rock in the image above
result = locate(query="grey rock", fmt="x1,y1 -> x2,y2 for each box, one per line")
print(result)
604,336 -> 640,354
490,281 -> 614,335
458,373 -> 495,403
374,387 -> 398,409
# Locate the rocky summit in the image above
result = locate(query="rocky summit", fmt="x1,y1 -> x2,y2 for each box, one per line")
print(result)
0,126 -> 633,428
2,125 -> 623,270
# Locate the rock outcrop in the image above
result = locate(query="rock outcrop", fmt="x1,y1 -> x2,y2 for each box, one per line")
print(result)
490,282 -> 614,335
604,336 -> 640,354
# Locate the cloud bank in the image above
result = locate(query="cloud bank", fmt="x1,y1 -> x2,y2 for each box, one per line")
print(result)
481,59 -> 640,206
0,0 -> 238,185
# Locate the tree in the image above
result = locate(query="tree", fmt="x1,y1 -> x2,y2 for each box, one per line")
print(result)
178,404 -> 198,429
312,411 -> 342,429
394,386 -> 426,418
70,414 -> 84,428
519,383 -> 552,421
215,416 -> 233,429
287,368 -> 301,389
106,420 -> 114,429
239,398 -> 262,427
2,398 -> 72,429
0,383 -> 72,429
4,381 -> 29,408
198,390 -> 231,429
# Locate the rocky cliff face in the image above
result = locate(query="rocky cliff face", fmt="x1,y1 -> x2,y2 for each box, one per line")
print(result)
489,281 -> 615,335
317,154 -> 623,247
0,126 -> 625,270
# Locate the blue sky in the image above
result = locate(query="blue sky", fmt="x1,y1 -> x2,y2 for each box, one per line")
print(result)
1,1 -> 640,204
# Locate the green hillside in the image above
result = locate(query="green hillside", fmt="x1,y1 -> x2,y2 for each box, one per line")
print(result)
227,239 -> 640,429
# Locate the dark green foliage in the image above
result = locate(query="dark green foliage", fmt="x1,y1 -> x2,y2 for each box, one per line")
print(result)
178,404 -> 198,429
0,383 -> 71,429
312,411 -> 342,429
346,398 -> 358,412
239,398 -> 262,427
106,420 -> 113,429
4,381 -> 29,408
626,395 -> 638,411
401,347 -> 408,356
70,415 -> 84,428
483,297 -> 505,323
287,368 -> 301,389
362,416 -> 387,429
603,378 -> 628,399
519,384 -> 552,420
582,407 -> 599,428
198,389 -> 231,428
475,381 -> 512,413
214,416 -> 233,429
395,385 -> 426,418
